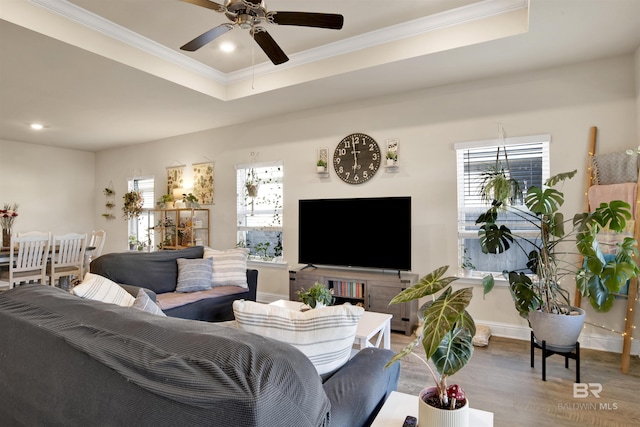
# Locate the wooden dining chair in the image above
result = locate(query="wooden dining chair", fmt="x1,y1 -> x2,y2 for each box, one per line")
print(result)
0,233 -> 51,289
49,233 -> 87,287
88,230 -> 106,259
84,230 -> 106,272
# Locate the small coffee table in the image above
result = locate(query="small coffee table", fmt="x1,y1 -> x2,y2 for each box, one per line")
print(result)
371,391 -> 494,427
269,299 -> 392,350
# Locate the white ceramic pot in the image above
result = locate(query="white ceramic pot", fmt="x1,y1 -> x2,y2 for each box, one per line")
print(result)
387,159 -> 396,166
313,301 -> 326,309
463,268 -> 474,278
528,306 -> 585,351
418,387 -> 469,427
317,166 -> 326,172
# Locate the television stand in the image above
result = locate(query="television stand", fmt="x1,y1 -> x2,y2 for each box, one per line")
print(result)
288,266 -> 418,335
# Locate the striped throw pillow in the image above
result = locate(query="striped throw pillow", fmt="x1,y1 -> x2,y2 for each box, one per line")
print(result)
176,257 -> 213,292
204,247 -> 249,288
73,273 -> 135,307
132,289 -> 166,316
233,300 -> 364,375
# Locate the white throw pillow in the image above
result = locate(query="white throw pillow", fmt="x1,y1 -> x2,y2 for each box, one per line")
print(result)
233,300 -> 363,375
73,273 -> 135,307
203,247 -> 249,288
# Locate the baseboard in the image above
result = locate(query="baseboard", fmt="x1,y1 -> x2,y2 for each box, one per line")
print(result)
477,320 -> 640,356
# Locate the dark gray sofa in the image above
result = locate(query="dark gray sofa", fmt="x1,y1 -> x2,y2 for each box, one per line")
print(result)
0,284 -> 400,427
90,246 -> 257,322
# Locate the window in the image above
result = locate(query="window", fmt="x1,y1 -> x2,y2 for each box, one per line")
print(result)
127,176 -> 154,251
236,162 -> 283,261
455,134 -> 550,275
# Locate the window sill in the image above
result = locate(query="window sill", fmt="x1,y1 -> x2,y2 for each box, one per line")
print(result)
455,272 -> 509,287
247,259 -> 288,269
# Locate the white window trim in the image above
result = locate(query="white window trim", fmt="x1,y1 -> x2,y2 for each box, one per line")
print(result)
236,161 -> 284,262
455,134 -> 551,277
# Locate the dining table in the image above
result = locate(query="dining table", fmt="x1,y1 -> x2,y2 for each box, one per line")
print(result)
0,245 -> 95,289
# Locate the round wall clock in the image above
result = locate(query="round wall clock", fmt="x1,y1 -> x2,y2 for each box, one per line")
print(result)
333,133 -> 381,184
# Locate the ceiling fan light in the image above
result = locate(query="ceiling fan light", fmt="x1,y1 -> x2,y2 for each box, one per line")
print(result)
238,14 -> 254,29
220,42 -> 236,52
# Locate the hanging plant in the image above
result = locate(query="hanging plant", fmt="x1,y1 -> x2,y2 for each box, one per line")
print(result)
245,168 -> 260,198
122,191 -> 143,220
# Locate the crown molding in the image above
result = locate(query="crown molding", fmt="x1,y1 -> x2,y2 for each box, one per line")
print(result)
29,0 -> 227,83
30,0 -> 528,86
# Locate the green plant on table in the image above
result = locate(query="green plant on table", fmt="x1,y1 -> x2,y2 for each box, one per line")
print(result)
385,265 -> 475,410
297,282 -> 335,308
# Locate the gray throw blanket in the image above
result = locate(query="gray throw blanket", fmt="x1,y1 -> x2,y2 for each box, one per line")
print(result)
0,285 -> 330,426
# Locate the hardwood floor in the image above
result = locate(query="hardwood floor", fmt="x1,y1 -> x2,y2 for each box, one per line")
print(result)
390,332 -> 640,427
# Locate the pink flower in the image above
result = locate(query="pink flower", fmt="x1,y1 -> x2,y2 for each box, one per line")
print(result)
1,203 -> 18,229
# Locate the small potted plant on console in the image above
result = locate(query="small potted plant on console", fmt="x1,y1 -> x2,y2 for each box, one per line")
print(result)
386,265 -> 475,427
297,282 -> 335,309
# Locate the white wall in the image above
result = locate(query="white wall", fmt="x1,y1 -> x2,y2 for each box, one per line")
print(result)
0,139 -> 95,236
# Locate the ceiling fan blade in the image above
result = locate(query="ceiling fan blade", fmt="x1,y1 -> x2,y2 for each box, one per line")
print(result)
180,24 -> 233,51
270,12 -> 344,30
180,0 -> 226,13
252,28 -> 289,65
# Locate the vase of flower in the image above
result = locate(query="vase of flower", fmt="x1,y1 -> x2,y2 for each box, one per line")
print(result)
2,228 -> 10,248
1,203 -> 19,247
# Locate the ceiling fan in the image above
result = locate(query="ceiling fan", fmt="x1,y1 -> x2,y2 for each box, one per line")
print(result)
180,0 -> 344,65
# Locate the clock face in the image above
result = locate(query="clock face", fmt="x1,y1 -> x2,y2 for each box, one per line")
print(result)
333,133 -> 381,184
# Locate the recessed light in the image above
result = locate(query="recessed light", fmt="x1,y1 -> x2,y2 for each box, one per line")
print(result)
30,123 -> 44,130
220,42 -> 235,53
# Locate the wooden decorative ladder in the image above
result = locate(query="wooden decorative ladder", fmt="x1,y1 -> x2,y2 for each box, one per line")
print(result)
574,126 -> 638,373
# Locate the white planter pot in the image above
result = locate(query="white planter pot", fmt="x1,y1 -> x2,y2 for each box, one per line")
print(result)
528,306 -> 585,351
313,301 -> 326,309
463,268 -> 474,278
418,387 -> 469,427
386,159 -> 396,166
317,166 -> 326,172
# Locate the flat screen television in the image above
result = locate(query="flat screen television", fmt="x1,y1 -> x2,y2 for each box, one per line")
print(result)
298,196 -> 411,271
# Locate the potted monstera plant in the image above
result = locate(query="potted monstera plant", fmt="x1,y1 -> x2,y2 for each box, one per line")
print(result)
477,170 -> 638,349
386,266 -> 475,427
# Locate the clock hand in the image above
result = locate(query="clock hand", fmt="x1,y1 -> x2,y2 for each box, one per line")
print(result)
352,146 -> 359,171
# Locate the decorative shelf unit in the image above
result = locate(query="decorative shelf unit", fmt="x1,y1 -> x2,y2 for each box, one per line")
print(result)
289,267 -> 419,335
151,208 -> 209,250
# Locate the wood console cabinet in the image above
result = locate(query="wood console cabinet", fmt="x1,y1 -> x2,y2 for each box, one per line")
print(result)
289,267 -> 418,335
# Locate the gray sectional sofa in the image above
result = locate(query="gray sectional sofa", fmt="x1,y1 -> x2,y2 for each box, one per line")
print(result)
89,246 -> 257,322
0,284 -> 400,426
